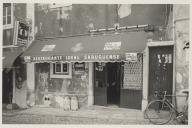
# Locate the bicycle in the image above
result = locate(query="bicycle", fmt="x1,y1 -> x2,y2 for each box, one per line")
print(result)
144,90 -> 188,125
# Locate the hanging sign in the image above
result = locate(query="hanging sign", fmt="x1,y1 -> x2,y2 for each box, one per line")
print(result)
13,21 -> 30,46
125,53 -> 138,62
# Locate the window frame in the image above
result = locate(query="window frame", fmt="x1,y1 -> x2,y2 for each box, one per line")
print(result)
3,3 -> 14,29
50,62 -> 72,78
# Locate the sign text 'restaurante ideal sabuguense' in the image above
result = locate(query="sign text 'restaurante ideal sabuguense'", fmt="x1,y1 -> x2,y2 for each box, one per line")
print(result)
24,54 -> 120,62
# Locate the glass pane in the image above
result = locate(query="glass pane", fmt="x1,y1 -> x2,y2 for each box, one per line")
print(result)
55,63 -> 61,72
7,16 -> 11,24
3,7 -> 6,16
7,6 -> 11,15
3,17 -> 6,25
63,63 -> 68,72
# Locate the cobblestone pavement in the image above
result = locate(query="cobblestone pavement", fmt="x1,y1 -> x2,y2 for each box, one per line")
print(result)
2,106 -> 181,125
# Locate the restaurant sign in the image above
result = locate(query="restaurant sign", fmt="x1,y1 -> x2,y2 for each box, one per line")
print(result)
13,21 -> 30,46
23,54 -> 121,63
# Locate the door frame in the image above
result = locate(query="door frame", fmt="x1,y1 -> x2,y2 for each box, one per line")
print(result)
142,41 -> 175,111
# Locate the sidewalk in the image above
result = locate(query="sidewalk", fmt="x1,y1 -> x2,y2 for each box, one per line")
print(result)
2,105 -> 179,124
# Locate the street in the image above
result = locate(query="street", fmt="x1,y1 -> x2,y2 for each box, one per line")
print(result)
2,106 -> 179,124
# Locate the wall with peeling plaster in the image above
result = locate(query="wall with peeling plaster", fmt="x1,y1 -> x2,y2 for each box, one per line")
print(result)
165,5 -> 189,112
34,4 -> 169,41
34,63 -> 89,108
174,5 -> 189,91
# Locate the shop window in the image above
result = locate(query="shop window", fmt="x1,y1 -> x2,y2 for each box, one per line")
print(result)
122,55 -> 143,90
50,63 -> 72,78
3,3 -> 13,29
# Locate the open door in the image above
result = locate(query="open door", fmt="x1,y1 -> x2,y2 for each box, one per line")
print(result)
94,62 -> 107,106
107,62 -> 120,105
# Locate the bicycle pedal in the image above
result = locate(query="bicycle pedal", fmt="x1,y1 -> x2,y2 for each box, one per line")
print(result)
176,115 -> 183,118
176,114 -> 184,119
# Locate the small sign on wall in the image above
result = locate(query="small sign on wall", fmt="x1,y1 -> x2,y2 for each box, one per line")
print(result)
125,53 -> 138,62
74,62 -> 85,73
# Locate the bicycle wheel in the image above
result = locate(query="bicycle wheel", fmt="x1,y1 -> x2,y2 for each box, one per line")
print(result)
145,100 -> 173,125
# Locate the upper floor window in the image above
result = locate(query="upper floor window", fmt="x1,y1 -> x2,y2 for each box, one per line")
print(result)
3,3 -> 13,29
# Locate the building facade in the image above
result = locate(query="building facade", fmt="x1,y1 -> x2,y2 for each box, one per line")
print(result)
2,3 -> 34,108
3,4 -> 189,112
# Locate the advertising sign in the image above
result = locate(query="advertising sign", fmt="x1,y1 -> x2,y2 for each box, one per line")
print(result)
13,21 -> 30,46
125,53 -> 138,62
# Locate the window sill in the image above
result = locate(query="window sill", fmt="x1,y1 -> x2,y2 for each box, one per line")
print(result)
50,74 -> 72,79
3,24 -> 13,30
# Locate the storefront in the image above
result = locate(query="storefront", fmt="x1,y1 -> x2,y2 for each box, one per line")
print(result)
21,31 -> 147,110
2,48 -> 24,105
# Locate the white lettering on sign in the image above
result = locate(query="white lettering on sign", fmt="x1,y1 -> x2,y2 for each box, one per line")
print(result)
104,41 -> 121,50
24,56 -> 31,62
125,53 -> 138,62
84,54 -> 120,60
41,45 -> 56,51
32,56 -> 62,61
65,56 -> 80,60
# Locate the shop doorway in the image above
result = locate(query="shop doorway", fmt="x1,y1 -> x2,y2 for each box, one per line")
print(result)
94,62 -> 121,106
106,63 -> 120,105
149,46 -> 173,102
2,70 -> 13,104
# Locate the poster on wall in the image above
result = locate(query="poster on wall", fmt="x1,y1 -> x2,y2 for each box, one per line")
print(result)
74,62 -> 85,74
125,53 -> 138,62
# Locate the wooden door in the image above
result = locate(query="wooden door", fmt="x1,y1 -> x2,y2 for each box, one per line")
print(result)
149,46 -> 173,101
94,62 -> 107,106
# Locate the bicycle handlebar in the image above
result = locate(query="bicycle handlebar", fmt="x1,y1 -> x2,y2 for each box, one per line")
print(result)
154,90 -> 189,99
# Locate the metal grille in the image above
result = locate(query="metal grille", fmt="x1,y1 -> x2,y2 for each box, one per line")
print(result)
123,55 -> 143,90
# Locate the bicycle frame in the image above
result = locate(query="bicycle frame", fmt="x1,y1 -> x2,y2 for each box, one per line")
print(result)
145,90 -> 188,125
160,92 -> 188,117
162,98 -> 180,116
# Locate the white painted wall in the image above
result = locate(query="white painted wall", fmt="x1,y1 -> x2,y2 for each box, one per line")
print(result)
26,4 -> 35,46
27,63 -> 35,92
88,62 -> 94,106
142,47 -> 149,111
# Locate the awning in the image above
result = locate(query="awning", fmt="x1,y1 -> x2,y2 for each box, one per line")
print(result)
21,32 -> 147,63
3,48 -> 23,69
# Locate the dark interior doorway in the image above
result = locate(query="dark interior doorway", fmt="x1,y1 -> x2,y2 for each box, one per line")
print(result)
106,62 -> 120,105
3,70 -> 13,104
94,62 -> 121,106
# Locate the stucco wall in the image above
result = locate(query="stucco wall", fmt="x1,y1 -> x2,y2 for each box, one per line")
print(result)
174,5 -> 189,91
174,5 -> 189,112
34,4 -> 168,40
35,63 -> 89,108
